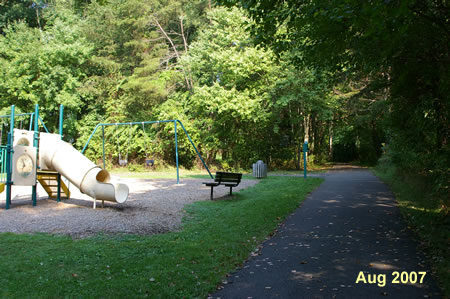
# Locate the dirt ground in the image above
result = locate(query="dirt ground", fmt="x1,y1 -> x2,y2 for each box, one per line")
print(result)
0,177 -> 258,238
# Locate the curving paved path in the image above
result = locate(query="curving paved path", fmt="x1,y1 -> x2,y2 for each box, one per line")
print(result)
213,168 -> 441,298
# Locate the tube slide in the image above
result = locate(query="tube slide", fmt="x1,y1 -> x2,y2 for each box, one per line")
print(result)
39,132 -> 128,203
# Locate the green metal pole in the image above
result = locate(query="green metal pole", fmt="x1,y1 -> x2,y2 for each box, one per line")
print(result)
102,126 -> 105,169
81,120 -> 213,180
32,104 -> 38,206
38,116 -> 49,133
174,121 -> 179,184
176,120 -> 213,179
81,124 -> 101,154
57,104 -> 63,202
5,133 -> 12,210
59,105 -> 64,136
5,105 -> 15,209
303,141 -> 308,179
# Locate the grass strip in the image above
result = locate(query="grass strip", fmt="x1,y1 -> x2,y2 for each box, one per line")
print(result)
373,161 -> 449,297
0,176 -> 323,298
110,168 -> 254,180
110,167 -> 327,180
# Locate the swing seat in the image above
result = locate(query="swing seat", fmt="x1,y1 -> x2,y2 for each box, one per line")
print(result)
119,159 -> 128,166
145,159 -> 154,167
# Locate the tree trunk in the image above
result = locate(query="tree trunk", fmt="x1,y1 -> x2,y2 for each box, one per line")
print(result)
329,121 -> 333,160
179,17 -> 194,88
310,114 -> 316,155
304,113 -> 310,163
154,18 -> 192,90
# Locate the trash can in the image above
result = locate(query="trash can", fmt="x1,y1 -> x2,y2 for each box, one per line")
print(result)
252,160 -> 267,178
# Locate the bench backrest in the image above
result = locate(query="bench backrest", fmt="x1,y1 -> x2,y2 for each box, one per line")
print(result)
215,172 -> 242,184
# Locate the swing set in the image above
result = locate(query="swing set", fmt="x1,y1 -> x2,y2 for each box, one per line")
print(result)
113,122 -> 154,167
81,120 -> 213,184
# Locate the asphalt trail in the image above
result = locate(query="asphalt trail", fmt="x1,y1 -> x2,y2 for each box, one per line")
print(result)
212,169 -> 441,298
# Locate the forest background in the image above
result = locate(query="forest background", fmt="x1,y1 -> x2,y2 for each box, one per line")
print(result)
0,0 -> 448,202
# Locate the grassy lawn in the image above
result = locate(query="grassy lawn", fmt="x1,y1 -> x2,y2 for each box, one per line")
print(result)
109,166 -> 213,180
373,160 -> 450,297
110,168 -> 251,180
109,166 -> 326,180
0,176 -> 323,298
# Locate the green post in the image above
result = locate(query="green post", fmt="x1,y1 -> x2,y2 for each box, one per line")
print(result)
174,121 -> 179,184
5,105 -> 15,209
5,133 -> 12,209
303,141 -> 308,179
176,120 -> 213,179
32,104 -> 38,206
57,104 -> 63,202
102,126 -> 105,169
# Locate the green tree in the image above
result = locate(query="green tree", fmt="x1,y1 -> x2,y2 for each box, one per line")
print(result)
0,0 -> 44,33
223,0 -> 449,190
79,0 -> 166,123
76,0 -> 211,162
178,7 -> 278,168
0,4 -> 92,138
268,56 -> 335,168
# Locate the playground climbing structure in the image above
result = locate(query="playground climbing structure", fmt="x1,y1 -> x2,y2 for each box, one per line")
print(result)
1,104 -> 129,209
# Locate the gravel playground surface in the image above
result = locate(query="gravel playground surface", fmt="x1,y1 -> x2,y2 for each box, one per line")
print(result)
0,177 -> 258,238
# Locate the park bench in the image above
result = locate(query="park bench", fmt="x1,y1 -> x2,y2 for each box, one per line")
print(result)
203,171 -> 242,200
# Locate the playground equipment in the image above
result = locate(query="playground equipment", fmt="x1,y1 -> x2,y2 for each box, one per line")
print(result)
141,123 -> 154,167
1,104 -> 129,209
39,133 -> 128,204
81,120 -> 214,184
116,123 -> 132,167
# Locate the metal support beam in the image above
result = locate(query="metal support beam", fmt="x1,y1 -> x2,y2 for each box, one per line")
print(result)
32,104 -> 39,206
174,121 -> 179,184
5,130 -> 13,209
5,133 -> 12,209
176,120 -> 213,179
102,126 -> 105,170
57,104 -> 63,202
81,119 -> 214,182
38,115 -> 49,133
5,105 -> 15,209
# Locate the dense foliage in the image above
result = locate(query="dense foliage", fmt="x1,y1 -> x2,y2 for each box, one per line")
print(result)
1,0 -> 351,170
2,0 -> 447,199
220,0 -> 449,197
1,0 -> 447,293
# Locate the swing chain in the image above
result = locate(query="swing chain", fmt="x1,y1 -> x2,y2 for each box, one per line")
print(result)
142,122 -> 148,160
116,123 -> 129,166
126,123 -> 132,161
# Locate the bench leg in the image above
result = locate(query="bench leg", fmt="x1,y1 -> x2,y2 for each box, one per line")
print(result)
229,186 -> 232,196
210,186 -> 214,200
